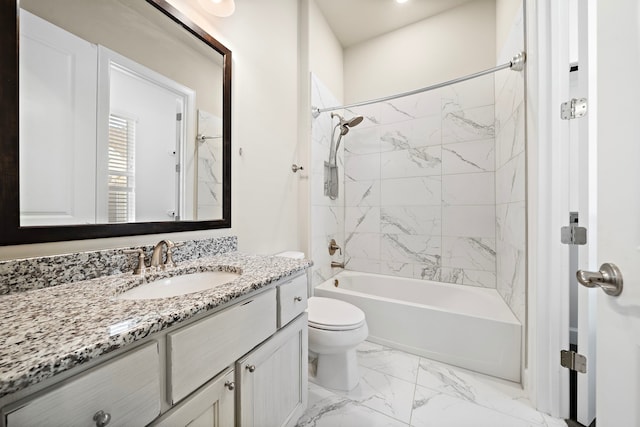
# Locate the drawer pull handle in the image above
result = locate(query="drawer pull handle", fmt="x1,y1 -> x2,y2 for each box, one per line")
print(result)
225,381 -> 235,391
246,364 -> 256,373
294,296 -> 302,302
93,410 -> 111,427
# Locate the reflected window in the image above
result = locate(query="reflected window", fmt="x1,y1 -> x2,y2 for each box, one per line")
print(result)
108,114 -> 136,223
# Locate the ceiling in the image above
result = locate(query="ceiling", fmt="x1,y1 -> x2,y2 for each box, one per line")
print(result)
314,0 -> 479,48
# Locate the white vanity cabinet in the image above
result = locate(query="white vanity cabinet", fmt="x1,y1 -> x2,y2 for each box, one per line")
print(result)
1,271 -> 309,427
167,289 -> 277,404
3,342 -> 161,427
236,314 -> 308,427
151,369 -> 235,427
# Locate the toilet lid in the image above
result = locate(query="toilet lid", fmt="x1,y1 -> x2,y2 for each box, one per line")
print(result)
307,297 -> 366,331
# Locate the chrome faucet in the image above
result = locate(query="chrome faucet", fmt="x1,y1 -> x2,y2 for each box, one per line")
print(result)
150,240 -> 184,270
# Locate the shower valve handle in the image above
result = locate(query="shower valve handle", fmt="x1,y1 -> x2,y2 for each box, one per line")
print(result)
328,239 -> 342,256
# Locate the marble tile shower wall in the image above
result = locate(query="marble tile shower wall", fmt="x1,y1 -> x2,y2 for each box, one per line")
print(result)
310,74 -> 345,286
343,75 -> 497,288
494,6 -> 526,323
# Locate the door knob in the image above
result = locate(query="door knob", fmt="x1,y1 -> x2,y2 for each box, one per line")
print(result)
576,262 -> 623,296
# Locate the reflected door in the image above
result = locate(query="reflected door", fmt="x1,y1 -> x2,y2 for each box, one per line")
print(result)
19,9 -> 97,226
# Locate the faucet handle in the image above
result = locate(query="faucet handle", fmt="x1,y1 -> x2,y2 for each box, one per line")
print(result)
123,248 -> 147,275
328,239 -> 342,256
164,241 -> 184,269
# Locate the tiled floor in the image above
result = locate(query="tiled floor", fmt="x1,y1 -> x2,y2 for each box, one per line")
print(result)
296,341 -> 568,427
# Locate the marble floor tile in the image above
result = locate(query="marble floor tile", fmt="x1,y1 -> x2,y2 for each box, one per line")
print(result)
336,366 -> 415,424
296,383 -> 408,427
416,358 -> 547,425
357,341 -> 421,383
411,385 -> 545,427
298,342 -> 567,427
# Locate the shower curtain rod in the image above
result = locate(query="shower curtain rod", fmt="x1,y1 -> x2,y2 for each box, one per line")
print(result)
311,51 -> 526,117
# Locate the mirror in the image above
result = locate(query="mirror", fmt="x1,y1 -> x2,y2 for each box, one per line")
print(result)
0,0 -> 231,245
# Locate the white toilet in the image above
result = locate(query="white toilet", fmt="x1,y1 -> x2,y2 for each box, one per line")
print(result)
276,252 -> 368,391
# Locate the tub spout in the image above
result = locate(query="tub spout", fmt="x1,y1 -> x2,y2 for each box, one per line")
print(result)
331,261 -> 345,268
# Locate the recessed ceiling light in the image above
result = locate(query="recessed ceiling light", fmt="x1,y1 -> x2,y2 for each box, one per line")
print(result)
396,0 -> 409,4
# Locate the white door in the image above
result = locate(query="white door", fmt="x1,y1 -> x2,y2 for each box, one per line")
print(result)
586,0 -> 640,425
19,9 -> 97,225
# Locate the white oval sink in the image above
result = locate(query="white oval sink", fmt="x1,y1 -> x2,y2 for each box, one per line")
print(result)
118,271 -> 240,300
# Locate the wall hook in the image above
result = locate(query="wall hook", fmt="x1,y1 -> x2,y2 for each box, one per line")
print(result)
292,164 -> 304,173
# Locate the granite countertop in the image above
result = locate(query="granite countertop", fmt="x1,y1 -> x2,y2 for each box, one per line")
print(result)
0,251 -> 312,399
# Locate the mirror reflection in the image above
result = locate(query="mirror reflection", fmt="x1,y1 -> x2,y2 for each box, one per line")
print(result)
19,0 -> 225,226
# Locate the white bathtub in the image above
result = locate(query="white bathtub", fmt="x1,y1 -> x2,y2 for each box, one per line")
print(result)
314,271 -> 521,382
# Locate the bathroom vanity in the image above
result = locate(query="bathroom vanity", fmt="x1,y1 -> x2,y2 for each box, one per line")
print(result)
0,242 -> 311,427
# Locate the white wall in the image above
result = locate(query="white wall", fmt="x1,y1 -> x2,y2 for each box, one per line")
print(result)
343,0 -> 496,104
0,0 -> 302,260
308,0 -> 343,103
496,0 -> 523,55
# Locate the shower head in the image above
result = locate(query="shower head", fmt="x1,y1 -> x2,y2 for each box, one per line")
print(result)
331,113 -> 364,135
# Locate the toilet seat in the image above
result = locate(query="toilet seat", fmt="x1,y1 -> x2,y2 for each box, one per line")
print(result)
308,297 -> 365,331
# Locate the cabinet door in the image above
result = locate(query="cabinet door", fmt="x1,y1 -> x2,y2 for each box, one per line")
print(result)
151,369 -> 235,427
237,314 -> 308,427
4,342 -> 160,427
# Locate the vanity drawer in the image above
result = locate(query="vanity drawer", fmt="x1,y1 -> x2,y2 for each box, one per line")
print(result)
167,288 -> 277,404
277,274 -> 308,328
4,342 -> 161,427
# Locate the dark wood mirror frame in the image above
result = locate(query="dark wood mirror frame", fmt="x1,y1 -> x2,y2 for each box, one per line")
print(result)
0,0 -> 232,246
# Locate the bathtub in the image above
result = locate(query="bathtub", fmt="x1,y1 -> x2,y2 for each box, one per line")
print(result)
314,271 -> 521,382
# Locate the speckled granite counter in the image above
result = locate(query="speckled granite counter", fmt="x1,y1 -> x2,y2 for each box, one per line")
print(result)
0,251 -> 312,399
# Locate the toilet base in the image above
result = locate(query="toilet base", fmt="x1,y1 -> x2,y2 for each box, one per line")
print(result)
312,348 -> 360,391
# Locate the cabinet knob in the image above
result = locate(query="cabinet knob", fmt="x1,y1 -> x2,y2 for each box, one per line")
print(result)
294,296 -> 302,302
246,364 -> 256,373
93,410 -> 111,427
224,380 -> 235,391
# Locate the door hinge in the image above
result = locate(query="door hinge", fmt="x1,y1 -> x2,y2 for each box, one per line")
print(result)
175,164 -> 181,173
561,212 -> 587,245
560,350 -> 587,373
176,113 -> 183,121
561,98 -> 588,120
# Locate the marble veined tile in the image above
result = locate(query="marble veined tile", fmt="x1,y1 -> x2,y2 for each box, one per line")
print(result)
437,267 -> 496,288
442,172 -> 495,206
345,126 -> 381,157
496,201 -> 526,249
411,385 -> 546,427
336,366 -> 415,424
380,206 -> 441,236
442,105 -> 495,144
345,152 -> 381,182
345,232 -> 381,260
385,89 -> 442,120
380,177 -> 441,207
345,180 -> 380,207
381,234 -> 441,266
345,257 -> 381,274
442,237 -> 496,272
441,74 -> 494,109
380,261 -> 415,279
357,341 -> 421,383
441,139 -> 495,175
378,116 -> 441,152
296,383 -> 408,427
345,207 -> 381,234
442,206 -> 496,238
415,359 -> 547,426
380,146 -> 442,179
496,152 -> 525,204
495,102 -> 525,169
